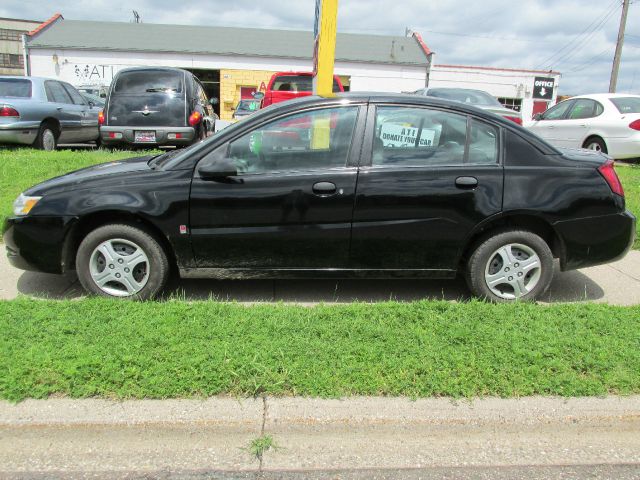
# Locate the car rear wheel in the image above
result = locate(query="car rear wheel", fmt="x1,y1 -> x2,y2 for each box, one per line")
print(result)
34,123 -> 57,151
76,224 -> 169,300
466,230 -> 554,302
583,136 -> 607,155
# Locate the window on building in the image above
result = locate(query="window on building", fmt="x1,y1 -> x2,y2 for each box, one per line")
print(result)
0,29 -> 24,42
0,53 -> 24,68
497,97 -> 522,112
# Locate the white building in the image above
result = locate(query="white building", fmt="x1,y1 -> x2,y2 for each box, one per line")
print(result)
23,15 -> 560,120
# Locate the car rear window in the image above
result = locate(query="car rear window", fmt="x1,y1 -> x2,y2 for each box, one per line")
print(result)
271,75 -> 340,93
114,70 -> 184,94
0,78 -> 32,98
610,97 -> 640,114
427,89 -> 503,107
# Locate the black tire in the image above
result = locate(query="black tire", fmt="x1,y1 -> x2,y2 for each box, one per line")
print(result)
33,122 -> 57,151
582,136 -> 608,155
76,223 -> 169,300
465,229 -> 554,303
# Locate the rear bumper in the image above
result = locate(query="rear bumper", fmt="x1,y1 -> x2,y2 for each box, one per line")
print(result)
555,210 -> 636,271
3,215 -> 76,274
0,122 -> 39,145
100,126 -> 195,146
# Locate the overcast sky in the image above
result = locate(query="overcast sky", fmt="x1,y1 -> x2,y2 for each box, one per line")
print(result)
2,0 -> 639,95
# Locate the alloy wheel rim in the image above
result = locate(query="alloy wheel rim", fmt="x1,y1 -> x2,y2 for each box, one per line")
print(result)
89,238 -> 150,297
42,129 -> 55,151
484,243 -> 542,300
586,142 -> 602,152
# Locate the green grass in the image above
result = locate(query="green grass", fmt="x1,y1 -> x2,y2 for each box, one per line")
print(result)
617,163 -> 640,249
249,435 -> 276,459
0,148 -> 150,229
1,298 -> 639,401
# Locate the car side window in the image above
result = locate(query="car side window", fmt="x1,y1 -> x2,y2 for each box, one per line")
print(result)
541,101 -> 572,120
373,106 -> 494,167
62,83 -> 87,105
567,99 -> 598,120
223,107 -> 358,175
45,81 -> 73,104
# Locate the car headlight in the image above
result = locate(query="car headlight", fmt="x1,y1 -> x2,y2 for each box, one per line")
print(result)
13,193 -> 42,216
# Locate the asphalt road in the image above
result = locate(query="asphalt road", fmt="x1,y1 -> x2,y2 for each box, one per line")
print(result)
1,250 -> 639,304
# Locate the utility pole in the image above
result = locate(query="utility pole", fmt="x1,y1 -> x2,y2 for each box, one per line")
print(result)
609,0 -> 630,93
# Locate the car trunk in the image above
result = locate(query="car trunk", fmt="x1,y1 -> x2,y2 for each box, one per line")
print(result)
106,69 -> 187,127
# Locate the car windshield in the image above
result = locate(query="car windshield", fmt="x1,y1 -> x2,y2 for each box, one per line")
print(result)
0,78 -> 32,98
428,88 -> 503,107
610,97 -> 640,114
271,75 -> 340,93
236,100 -> 260,112
114,70 -> 184,94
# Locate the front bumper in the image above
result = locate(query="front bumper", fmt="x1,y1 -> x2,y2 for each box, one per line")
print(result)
555,210 -> 636,271
100,126 -> 196,146
0,122 -> 39,145
3,215 -> 76,274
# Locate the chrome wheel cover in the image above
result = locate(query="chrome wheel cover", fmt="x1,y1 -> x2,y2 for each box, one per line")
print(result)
484,243 -> 542,300
89,238 -> 150,297
42,129 -> 55,151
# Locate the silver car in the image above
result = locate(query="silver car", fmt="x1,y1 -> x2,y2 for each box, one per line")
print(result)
0,76 -> 100,150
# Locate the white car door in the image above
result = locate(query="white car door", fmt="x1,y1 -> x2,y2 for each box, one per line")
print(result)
560,99 -> 604,148
527,100 -> 574,147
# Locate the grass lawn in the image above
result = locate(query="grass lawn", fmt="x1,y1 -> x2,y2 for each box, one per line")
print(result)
0,299 -> 639,401
0,148 -> 150,229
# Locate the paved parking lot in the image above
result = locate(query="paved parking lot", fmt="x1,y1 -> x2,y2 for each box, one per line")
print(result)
1,250 -> 639,304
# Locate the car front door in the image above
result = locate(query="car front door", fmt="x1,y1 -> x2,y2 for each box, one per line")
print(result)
189,104 -> 365,269
527,99 -> 574,147
350,104 -> 504,273
62,82 -> 99,142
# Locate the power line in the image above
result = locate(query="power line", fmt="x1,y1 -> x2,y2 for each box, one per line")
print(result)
534,0 -> 618,69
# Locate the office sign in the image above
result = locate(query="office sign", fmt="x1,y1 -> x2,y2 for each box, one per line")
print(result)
533,77 -> 555,100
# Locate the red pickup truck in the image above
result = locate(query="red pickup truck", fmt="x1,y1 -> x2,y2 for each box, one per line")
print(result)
261,72 -> 344,107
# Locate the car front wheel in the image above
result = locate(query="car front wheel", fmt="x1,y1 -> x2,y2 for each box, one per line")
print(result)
466,230 -> 554,302
76,224 -> 169,300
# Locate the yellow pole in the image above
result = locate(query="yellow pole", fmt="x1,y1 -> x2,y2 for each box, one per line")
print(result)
313,0 -> 338,97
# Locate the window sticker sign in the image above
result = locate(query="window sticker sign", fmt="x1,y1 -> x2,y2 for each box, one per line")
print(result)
380,123 -> 439,147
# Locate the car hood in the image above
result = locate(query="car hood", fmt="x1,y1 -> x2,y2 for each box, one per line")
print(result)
26,155 -> 156,196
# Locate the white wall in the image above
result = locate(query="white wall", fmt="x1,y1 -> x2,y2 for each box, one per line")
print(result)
430,65 -> 561,120
27,48 -> 428,93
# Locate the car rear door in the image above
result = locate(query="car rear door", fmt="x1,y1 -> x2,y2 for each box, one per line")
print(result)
189,104 -> 366,269
350,103 -> 504,273
561,99 -> 603,147
61,82 -> 98,142
44,80 -> 83,143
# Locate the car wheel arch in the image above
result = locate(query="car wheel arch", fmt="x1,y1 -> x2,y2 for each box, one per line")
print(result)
62,210 -> 176,273
457,213 -> 566,271
582,134 -> 608,152
41,117 -> 61,138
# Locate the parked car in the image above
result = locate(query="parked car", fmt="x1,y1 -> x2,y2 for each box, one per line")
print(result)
80,92 -> 105,108
413,87 -> 523,125
99,67 -> 217,148
232,99 -> 261,120
4,93 -> 635,302
261,71 -> 344,107
525,93 -> 640,159
0,76 -> 100,150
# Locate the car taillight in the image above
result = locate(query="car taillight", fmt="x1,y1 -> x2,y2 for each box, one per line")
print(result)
504,115 -> 522,125
98,110 -> 105,125
629,119 -> 640,131
0,106 -> 19,117
598,160 -> 624,197
188,111 -> 202,126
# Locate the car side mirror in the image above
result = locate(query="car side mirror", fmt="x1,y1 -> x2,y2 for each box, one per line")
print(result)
533,113 -> 543,121
252,91 -> 265,100
209,97 -> 219,106
88,101 -> 95,108
198,158 -> 237,179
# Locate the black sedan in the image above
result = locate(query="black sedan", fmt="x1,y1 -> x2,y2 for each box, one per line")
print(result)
4,93 -> 636,302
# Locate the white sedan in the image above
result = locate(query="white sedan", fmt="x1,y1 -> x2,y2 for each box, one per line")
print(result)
525,93 -> 640,159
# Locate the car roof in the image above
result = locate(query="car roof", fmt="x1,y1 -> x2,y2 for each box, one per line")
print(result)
115,66 -> 189,74
570,93 -> 640,100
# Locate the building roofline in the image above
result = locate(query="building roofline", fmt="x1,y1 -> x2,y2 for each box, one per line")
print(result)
27,13 -> 63,37
0,16 -> 43,23
411,31 -> 433,58
435,64 -> 561,75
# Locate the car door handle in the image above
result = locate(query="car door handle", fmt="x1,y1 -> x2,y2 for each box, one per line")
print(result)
455,176 -> 478,189
547,125 -> 555,129
56,107 -> 63,111
312,181 -> 337,195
